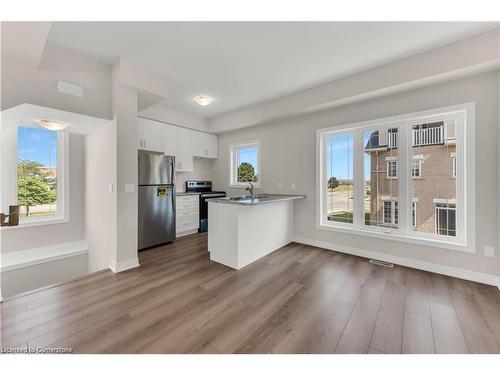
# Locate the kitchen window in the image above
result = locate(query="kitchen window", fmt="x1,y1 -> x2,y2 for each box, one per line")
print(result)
229,141 -> 260,188
1,124 -> 69,227
317,103 -> 474,252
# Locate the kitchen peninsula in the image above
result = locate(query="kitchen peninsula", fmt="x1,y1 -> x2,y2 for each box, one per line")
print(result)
207,194 -> 305,269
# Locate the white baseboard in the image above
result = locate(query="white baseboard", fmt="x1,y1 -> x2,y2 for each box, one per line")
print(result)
292,235 -> 500,288
109,257 -> 140,273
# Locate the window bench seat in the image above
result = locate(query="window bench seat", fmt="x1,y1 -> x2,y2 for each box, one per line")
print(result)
1,240 -> 88,300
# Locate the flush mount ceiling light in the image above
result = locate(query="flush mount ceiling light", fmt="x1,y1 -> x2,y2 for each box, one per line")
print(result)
194,95 -> 213,106
36,119 -> 69,131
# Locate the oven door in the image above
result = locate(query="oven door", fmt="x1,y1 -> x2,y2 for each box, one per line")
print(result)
199,192 -> 226,232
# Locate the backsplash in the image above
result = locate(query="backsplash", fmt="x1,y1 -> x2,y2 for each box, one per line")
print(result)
175,158 -> 214,192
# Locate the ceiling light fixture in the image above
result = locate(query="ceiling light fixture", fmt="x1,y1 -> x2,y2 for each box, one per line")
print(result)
36,119 -> 69,131
195,95 -> 213,106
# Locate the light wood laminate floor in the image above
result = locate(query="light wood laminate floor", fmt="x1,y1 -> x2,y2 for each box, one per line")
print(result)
1,233 -> 499,354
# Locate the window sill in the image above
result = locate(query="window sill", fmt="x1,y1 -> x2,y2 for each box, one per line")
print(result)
1,217 -> 69,231
318,222 -> 472,253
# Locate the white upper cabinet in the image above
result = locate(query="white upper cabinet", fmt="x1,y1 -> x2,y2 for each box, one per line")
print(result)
192,131 -> 218,159
138,118 -> 164,152
164,124 -> 178,156
139,118 -> 217,172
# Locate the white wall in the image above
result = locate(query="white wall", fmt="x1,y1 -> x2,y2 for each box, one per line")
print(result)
85,124 -> 117,272
176,158 -> 214,192
1,134 -> 86,252
212,70 -> 500,277
1,42 -> 112,119
139,103 -> 209,132
112,82 -> 139,268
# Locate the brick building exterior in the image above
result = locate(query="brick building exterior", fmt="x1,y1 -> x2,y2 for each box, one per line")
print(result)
365,121 -> 456,236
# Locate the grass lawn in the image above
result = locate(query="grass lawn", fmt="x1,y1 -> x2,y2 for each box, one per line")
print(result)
328,211 -> 370,224
328,184 -> 353,193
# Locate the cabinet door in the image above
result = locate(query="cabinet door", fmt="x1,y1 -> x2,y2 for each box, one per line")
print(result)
206,133 -> 218,158
141,119 -> 164,152
175,127 -> 194,172
138,119 -> 144,149
194,131 -> 218,159
164,124 -> 177,156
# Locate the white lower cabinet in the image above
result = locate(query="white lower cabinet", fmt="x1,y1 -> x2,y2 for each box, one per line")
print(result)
176,195 -> 199,237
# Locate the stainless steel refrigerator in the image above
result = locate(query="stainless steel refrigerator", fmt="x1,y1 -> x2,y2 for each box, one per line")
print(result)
138,150 -> 175,250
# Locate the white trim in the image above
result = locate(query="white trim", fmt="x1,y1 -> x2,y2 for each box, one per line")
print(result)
228,140 -> 261,188
386,160 -> 398,179
0,240 -> 88,272
3,125 -> 70,225
433,198 -> 457,204
0,217 -> 69,231
109,257 -> 140,273
292,236 -> 499,287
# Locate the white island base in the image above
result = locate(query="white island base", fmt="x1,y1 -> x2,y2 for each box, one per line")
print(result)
208,199 -> 295,270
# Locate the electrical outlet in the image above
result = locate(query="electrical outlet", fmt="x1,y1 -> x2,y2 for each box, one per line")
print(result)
484,246 -> 495,257
291,182 -> 296,190
108,184 -> 114,193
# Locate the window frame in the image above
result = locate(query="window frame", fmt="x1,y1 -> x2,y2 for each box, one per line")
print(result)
316,103 -> 475,253
411,157 -> 422,178
1,124 -> 70,229
435,202 -> 456,237
386,159 -> 398,179
228,140 -> 261,188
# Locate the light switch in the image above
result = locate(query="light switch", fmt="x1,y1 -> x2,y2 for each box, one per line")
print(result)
124,184 -> 135,193
108,184 -> 114,193
484,246 -> 495,257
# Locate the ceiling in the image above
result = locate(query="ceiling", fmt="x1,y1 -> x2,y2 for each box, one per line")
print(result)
47,22 -> 497,118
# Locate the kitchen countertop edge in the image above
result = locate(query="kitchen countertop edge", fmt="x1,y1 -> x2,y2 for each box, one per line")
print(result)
208,194 -> 306,206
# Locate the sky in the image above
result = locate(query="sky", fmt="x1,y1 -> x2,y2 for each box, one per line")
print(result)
326,133 -> 372,181
18,126 -> 57,167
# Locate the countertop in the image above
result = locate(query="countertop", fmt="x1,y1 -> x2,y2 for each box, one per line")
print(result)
208,194 -> 305,206
176,191 -> 201,196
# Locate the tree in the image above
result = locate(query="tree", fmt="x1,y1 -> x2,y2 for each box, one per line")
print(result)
17,160 -> 56,217
18,160 -> 44,178
17,177 -> 54,217
237,162 -> 257,183
328,176 -> 339,190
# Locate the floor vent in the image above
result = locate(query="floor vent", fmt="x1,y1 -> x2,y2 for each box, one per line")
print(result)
369,259 -> 394,268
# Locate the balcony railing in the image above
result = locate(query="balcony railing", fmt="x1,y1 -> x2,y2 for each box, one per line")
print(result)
412,126 -> 443,146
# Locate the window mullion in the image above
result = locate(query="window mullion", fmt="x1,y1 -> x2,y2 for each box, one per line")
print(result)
353,129 -> 364,227
398,123 -> 409,234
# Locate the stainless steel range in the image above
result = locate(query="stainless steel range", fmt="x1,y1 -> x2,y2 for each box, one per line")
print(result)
185,181 -> 226,232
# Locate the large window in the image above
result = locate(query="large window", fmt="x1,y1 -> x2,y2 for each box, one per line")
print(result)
229,141 -> 260,187
1,124 -> 68,225
17,127 -> 58,219
317,104 -> 474,251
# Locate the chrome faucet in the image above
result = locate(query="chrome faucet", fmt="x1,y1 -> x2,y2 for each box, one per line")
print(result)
246,182 -> 255,197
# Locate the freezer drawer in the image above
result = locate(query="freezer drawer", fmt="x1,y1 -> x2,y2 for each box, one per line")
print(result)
138,185 -> 175,250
